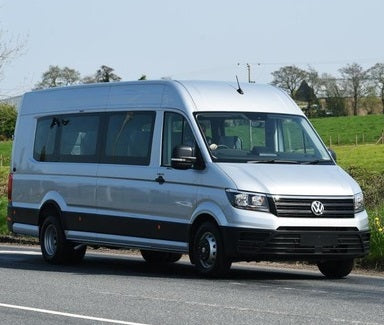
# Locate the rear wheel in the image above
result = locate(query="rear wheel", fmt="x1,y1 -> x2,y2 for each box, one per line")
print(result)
317,259 -> 354,278
140,250 -> 182,264
40,215 -> 86,264
193,222 -> 231,277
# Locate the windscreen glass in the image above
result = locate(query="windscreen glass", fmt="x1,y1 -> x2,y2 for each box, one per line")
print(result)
195,112 -> 332,164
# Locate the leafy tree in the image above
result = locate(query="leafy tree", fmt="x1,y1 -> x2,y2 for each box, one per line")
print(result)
0,103 -> 17,139
61,67 -> 81,85
271,65 -> 307,97
81,75 -> 96,84
339,63 -> 368,115
138,75 -> 147,80
367,63 -> 384,113
82,65 -> 121,83
35,65 -> 81,89
95,65 -> 121,82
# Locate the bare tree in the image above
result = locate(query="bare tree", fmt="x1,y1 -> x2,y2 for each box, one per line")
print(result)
367,63 -> 384,114
339,63 -> 368,115
306,66 -> 322,96
271,65 -> 307,97
0,29 -> 25,80
320,73 -> 347,116
35,65 -> 81,89
0,28 -> 26,99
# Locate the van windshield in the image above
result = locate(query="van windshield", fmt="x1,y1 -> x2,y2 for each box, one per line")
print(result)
195,112 -> 333,164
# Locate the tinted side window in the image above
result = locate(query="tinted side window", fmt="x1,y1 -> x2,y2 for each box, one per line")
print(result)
34,117 -> 59,161
59,115 -> 99,161
102,111 -> 155,165
34,114 -> 100,162
162,112 -> 195,166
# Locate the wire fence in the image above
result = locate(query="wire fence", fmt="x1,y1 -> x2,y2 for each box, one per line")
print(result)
325,131 -> 384,147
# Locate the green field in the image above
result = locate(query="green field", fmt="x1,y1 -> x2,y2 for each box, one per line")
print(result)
311,114 -> 384,146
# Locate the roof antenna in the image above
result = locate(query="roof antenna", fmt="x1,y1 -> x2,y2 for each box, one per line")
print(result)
236,76 -> 244,95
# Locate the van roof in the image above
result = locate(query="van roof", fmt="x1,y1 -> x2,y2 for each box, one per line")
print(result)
177,80 -> 303,114
19,80 -> 304,116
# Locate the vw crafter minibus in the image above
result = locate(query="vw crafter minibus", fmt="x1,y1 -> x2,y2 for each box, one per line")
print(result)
7,80 -> 370,277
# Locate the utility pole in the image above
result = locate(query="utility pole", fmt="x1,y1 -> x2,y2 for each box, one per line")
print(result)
237,62 -> 255,83
246,63 -> 251,83
246,63 -> 255,83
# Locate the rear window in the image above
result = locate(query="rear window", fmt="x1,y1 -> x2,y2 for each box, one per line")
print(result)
34,114 -> 100,163
33,111 -> 155,165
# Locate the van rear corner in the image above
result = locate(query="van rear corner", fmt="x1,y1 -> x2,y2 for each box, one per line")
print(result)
5,172 -> 14,233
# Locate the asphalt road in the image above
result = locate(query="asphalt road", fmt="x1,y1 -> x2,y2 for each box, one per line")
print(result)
0,244 -> 383,325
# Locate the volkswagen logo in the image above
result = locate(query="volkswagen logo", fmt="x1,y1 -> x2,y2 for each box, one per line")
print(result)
311,201 -> 325,216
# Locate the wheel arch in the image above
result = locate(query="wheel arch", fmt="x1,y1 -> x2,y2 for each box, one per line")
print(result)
38,200 -> 63,234
38,191 -> 68,230
188,201 -> 228,263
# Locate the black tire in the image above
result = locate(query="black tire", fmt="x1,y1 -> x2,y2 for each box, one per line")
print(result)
40,215 -> 86,264
140,250 -> 182,264
193,222 -> 231,277
317,259 -> 354,279
67,244 -> 87,264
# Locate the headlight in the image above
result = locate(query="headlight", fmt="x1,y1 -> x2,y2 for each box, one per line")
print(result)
226,189 -> 269,212
354,192 -> 365,213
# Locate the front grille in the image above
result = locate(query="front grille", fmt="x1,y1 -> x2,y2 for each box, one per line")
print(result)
261,232 -> 369,255
236,229 -> 370,257
272,196 -> 354,218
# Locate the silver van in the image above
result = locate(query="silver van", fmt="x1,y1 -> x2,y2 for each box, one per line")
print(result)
7,80 -> 370,277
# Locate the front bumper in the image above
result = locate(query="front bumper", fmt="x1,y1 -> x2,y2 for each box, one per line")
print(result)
221,226 -> 370,262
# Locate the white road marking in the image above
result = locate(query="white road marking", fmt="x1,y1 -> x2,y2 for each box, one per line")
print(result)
0,250 -> 41,255
0,303 -> 150,325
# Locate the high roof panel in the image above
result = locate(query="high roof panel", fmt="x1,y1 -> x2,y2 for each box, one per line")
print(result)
18,80 -> 303,116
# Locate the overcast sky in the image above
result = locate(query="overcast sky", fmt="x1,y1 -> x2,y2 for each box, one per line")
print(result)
1,0 -> 383,98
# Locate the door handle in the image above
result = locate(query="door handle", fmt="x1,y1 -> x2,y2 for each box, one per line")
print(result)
155,175 -> 165,184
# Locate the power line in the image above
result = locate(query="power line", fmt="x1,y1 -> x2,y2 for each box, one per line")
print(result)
246,58 -> 384,67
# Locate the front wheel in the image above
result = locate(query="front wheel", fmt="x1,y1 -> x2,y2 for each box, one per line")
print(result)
40,216 -> 86,264
193,222 -> 231,277
317,259 -> 354,278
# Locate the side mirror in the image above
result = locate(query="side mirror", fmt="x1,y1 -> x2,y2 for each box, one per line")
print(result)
171,145 -> 197,170
328,148 -> 337,162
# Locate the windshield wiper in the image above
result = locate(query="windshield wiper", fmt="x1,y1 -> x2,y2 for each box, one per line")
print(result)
301,160 -> 321,165
301,160 -> 332,165
247,159 -> 300,164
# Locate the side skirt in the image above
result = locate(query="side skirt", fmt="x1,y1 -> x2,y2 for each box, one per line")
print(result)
65,230 -> 189,253
12,223 -> 39,237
